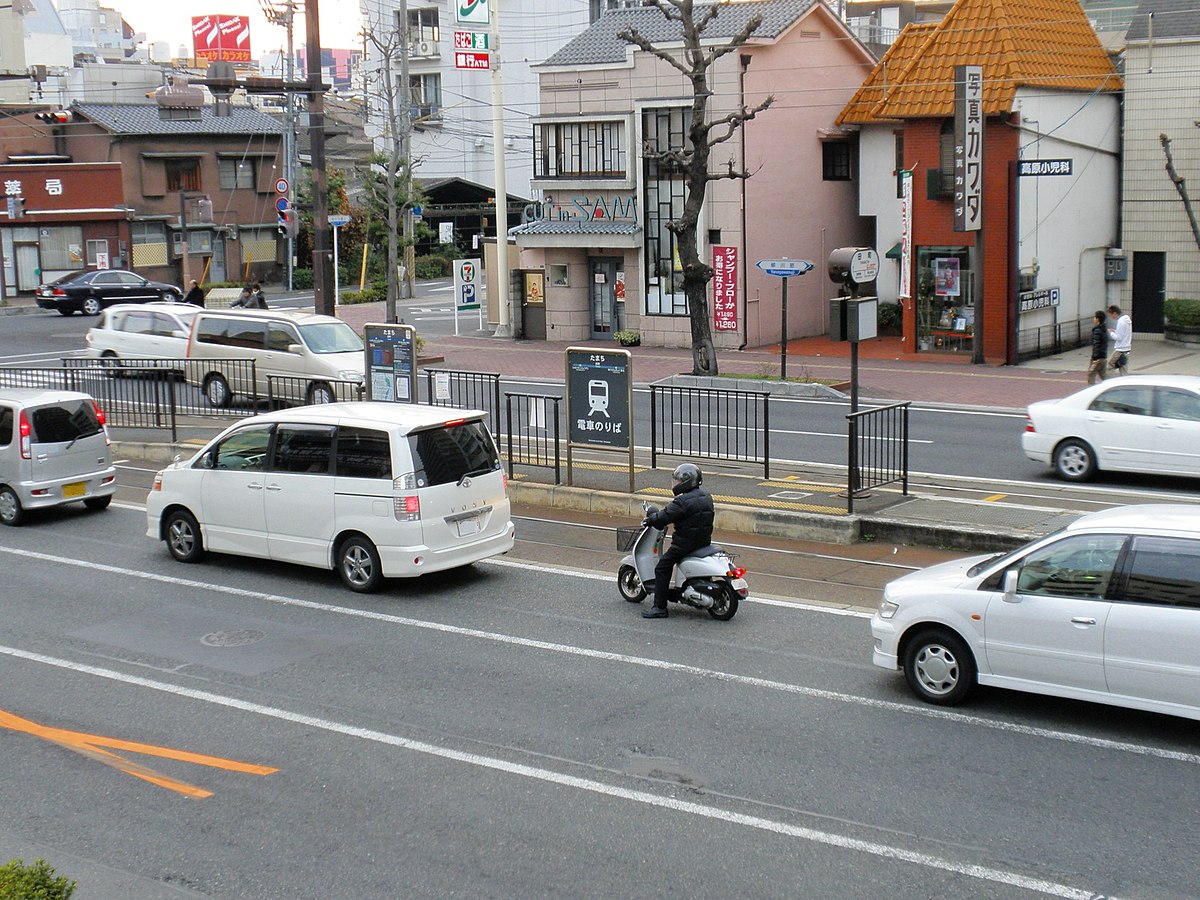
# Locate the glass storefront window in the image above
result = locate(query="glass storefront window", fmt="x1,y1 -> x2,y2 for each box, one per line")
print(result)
915,245 -> 974,353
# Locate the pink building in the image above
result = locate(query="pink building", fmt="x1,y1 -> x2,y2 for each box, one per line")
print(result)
513,0 -> 876,348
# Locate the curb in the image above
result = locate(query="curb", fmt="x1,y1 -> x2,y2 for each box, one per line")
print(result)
110,439 -> 1036,553
0,305 -> 46,317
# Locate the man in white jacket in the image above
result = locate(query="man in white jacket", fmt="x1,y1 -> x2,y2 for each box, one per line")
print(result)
1106,304 -> 1132,376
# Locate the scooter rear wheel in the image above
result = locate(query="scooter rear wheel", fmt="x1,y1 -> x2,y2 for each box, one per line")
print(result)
707,586 -> 739,621
618,565 -> 646,602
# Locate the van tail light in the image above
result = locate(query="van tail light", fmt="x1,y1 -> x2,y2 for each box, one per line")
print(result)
18,410 -> 31,459
502,472 -> 508,491
1024,415 -> 1035,433
394,494 -> 420,521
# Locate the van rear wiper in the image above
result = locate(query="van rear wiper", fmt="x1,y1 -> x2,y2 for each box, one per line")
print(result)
457,466 -> 493,486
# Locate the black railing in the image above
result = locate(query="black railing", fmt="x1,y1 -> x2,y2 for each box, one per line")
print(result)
1016,316 -> 1090,362
266,375 -> 365,409
649,384 -> 771,478
424,369 -> 503,435
504,392 -> 561,484
846,402 -> 910,513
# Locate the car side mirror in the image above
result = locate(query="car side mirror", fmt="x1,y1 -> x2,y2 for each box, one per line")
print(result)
1003,568 -> 1020,601
287,343 -> 304,354
172,330 -> 187,339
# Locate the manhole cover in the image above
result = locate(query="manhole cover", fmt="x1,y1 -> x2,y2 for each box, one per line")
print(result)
769,490 -> 813,501
201,629 -> 266,648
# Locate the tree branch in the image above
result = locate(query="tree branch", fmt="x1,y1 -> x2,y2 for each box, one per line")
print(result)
705,13 -> 762,68
705,96 -> 773,147
617,25 -> 691,78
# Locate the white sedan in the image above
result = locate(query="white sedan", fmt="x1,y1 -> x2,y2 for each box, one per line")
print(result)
84,302 -> 202,371
1022,375 -> 1200,481
871,504 -> 1200,722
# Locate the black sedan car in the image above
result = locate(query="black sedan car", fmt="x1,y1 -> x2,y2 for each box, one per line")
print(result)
35,269 -> 183,316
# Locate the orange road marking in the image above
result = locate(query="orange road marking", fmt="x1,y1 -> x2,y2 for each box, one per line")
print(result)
983,493 -> 1008,502
0,709 -> 278,799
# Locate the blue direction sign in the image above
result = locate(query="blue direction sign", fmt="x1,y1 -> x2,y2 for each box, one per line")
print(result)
328,214 -> 351,228
756,258 -> 814,277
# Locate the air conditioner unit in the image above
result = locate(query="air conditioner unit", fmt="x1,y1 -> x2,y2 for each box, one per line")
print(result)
411,40 -> 439,58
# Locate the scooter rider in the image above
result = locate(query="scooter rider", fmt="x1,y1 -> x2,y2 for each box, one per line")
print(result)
642,463 -> 714,619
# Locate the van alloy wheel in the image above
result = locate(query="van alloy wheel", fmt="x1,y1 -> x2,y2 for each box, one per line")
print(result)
338,536 -> 384,593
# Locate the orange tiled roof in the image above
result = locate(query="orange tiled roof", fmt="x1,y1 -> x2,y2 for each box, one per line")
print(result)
836,23 -> 938,125
840,0 -> 1122,123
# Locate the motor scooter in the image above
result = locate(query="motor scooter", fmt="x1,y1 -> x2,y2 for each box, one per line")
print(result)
616,503 -> 748,620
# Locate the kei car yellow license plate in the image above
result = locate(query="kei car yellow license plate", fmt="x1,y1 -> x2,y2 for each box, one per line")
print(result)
62,481 -> 86,499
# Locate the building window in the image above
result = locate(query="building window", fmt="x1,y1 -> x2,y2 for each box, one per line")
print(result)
165,159 -> 201,192
39,226 -> 84,269
409,73 -> 441,123
822,141 -> 853,181
894,130 -> 905,198
85,239 -> 109,266
406,7 -> 439,43
131,221 -> 167,244
643,107 -> 688,317
534,121 -> 626,178
219,158 -> 255,190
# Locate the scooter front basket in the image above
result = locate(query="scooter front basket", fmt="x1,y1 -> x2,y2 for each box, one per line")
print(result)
615,526 -> 642,552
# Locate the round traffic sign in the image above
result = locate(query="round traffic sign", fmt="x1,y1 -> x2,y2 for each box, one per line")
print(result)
275,177 -> 289,194
275,197 -> 290,213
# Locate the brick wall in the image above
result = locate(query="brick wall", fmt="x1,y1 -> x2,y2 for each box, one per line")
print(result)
904,117 -> 1018,364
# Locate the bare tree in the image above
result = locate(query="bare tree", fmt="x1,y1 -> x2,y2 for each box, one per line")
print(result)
620,0 -> 772,375
1161,134 -> 1200,251
363,12 -> 409,323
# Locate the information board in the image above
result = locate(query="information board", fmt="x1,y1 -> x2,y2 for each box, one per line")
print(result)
565,347 -> 634,491
363,323 -> 418,403
566,349 -> 631,449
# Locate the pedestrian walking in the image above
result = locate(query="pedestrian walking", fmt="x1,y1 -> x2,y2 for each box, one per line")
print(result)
1087,310 -> 1108,384
182,279 -> 206,307
1106,304 -> 1131,376
250,282 -> 268,309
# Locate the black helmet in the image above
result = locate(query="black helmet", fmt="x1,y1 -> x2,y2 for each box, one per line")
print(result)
671,463 -> 702,494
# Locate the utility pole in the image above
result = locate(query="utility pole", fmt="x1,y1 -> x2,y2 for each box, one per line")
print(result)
263,0 -> 298,290
305,0 -> 334,316
399,0 -> 414,301
490,0 -> 511,338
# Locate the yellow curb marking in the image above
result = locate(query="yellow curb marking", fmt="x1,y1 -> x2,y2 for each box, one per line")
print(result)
0,709 -> 278,799
983,493 -> 1008,502
637,487 -> 847,516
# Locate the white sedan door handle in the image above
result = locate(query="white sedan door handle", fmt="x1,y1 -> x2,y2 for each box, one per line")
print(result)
247,482 -> 263,490
1070,616 -> 1097,625
265,484 -> 282,491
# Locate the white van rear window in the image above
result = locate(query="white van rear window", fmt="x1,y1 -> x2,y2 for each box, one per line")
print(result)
408,420 -> 498,487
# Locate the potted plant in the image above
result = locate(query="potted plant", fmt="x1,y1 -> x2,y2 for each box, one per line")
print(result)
614,329 -> 641,347
1164,298 -> 1200,345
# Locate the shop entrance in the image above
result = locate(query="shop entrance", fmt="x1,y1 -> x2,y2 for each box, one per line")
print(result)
915,245 -> 975,353
588,256 -> 620,339
1131,251 -> 1165,332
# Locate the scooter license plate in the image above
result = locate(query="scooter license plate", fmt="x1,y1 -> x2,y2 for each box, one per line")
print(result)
731,578 -> 748,593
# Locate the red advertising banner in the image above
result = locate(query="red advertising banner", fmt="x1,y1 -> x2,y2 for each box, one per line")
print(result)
712,245 -> 738,331
192,15 -> 252,63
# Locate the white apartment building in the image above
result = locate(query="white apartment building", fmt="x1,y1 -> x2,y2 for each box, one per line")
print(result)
358,0 -> 604,196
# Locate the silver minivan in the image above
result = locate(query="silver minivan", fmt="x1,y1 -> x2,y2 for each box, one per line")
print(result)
0,389 -> 116,526
184,309 -> 365,407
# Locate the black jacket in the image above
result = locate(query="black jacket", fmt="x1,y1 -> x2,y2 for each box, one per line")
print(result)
1091,323 -> 1108,360
646,486 -> 714,554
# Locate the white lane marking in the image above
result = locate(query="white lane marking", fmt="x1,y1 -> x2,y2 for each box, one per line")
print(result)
2,545 -> 1196,767
0,643 -> 1104,899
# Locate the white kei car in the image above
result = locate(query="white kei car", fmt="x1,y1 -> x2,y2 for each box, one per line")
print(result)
1022,375 -> 1200,481
871,504 -> 1200,722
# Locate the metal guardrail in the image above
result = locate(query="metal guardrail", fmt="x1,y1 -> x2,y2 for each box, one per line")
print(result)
846,401 -> 910,514
504,392 -> 561,484
424,369 -> 503,435
266,375 -> 365,409
1017,316 -> 1090,362
649,384 -> 771,479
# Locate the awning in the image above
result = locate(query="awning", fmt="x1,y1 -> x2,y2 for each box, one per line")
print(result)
885,241 -> 904,259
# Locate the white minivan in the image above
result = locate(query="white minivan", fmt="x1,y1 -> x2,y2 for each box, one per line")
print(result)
185,309 -> 365,407
0,388 -> 116,526
146,402 -> 515,591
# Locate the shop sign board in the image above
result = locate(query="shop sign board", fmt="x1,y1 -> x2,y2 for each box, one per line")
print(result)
953,64 -> 983,232
455,0 -> 489,25
712,245 -> 738,331
1018,159 -> 1073,177
455,51 -> 490,70
1018,287 -> 1060,312
454,31 -> 488,49
363,323 -> 418,403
